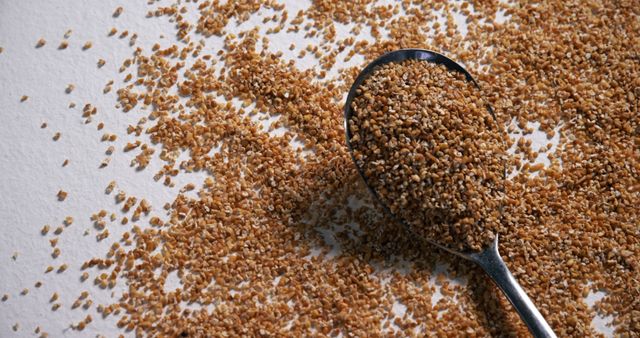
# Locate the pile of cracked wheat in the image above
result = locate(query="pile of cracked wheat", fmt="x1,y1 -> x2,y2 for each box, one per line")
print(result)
9,0 -> 640,336
349,60 -> 507,251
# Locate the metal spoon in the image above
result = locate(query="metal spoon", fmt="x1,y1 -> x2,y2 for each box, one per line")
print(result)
343,49 -> 556,338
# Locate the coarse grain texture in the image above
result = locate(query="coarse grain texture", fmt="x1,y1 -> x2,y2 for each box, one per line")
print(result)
349,60 -> 506,251
29,0 -> 639,336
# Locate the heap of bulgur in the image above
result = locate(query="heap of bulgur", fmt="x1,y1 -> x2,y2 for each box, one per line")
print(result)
349,60 -> 506,251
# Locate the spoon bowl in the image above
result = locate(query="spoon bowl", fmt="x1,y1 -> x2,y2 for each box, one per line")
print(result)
344,49 -> 556,338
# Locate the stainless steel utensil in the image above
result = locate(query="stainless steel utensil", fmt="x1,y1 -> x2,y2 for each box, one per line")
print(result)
343,49 -> 556,338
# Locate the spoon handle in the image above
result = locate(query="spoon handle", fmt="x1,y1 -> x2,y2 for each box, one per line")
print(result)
470,238 -> 557,338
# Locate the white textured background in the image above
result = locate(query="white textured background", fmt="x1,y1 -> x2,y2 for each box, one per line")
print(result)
0,1 -> 613,336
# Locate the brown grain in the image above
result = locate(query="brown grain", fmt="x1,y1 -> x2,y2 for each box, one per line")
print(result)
32,0 -> 638,336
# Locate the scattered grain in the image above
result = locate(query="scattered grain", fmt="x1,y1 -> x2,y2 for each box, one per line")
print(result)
57,264 -> 68,273
113,6 -> 123,17
105,181 -> 116,194
18,1 -> 637,336
57,190 -> 67,201
63,216 -> 73,226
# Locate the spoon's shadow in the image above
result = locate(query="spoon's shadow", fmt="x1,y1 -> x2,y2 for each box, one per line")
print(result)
288,163 -> 524,336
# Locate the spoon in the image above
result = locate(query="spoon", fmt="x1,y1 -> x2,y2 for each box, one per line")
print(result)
343,49 -> 556,338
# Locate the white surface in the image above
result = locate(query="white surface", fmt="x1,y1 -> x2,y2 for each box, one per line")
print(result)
0,1 -> 203,336
0,1 -> 613,337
